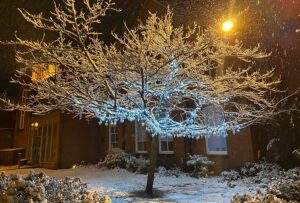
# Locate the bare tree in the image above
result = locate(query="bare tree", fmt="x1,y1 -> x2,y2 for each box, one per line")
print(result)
1,0 -> 284,194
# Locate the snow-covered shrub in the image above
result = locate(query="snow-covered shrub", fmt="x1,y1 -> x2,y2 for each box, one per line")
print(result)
232,177 -> 300,203
270,179 -> 300,202
285,167 -> 300,180
98,150 -> 123,169
98,150 -> 149,173
231,167 -> 300,203
221,170 -> 241,181
186,154 -> 214,178
231,192 -> 287,203
135,156 -> 150,174
240,161 -> 283,180
0,171 -> 110,203
268,168 -> 300,202
157,166 -> 182,177
240,162 -> 260,177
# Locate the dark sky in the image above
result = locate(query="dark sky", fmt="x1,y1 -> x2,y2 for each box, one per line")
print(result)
0,0 -> 144,96
0,0 -> 299,96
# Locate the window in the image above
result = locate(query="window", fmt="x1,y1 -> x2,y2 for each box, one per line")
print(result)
203,105 -> 228,155
135,121 -> 147,153
19,89 -> 28,130
32,64 -> 56,81
109,124 -> 118,150
159,135 -> 174,154
206,135 -> 227,155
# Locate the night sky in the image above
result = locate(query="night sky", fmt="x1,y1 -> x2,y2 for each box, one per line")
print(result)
0,0 -> 299,97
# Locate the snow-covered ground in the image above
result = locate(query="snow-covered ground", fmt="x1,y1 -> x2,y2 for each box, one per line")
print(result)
1,165 -> 259,203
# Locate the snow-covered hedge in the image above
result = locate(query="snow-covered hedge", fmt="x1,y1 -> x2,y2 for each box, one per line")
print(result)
0,171 -> 110,203
98,150 -> 149,173
231,167 -> 300,203
222,160 -> 284,186
186,154 -> 214,178
231,192 -> 287,203
221,170 -> 240,181
157,166 -> 182,177
240,161 -> 283,178
269,168 -> 300,202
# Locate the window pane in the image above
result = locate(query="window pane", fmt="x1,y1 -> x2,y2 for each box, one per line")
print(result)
138,142 -> 146,151
161,135 -> 172,141
136,121 -> 147,142
161,141 -> 168,151
111,126 -> 116,134
110,125 -> 118,149
32,64 -> 56,81
204,105 -> 228,153
168,141 -> 174,151
136,121 -> 147,152
207,135 -> 227,152
160,135 -> 174,152
111,133 -> 116,142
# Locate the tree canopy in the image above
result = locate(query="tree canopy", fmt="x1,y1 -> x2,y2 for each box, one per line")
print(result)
0,0 -> 287,194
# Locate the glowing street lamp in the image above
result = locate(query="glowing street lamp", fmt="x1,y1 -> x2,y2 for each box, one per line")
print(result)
222,20 -> 234,32
219,19 -> 235,75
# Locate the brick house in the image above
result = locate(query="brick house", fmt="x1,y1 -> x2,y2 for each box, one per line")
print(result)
97,120 -> 259,173
12,100 -> 260,173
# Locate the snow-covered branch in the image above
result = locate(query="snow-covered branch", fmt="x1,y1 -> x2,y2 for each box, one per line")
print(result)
0,2 -> 285,139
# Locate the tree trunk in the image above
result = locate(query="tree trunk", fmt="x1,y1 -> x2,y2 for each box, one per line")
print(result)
145,134 -> 159,194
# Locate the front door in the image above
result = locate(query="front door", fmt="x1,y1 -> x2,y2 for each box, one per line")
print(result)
27,112 -> 59,168
29,123 -> 41,166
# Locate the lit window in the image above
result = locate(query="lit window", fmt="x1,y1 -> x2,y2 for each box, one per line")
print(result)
109,124 -> 118,150
32,64 -> 56,81
203,105 -> 227,155
159,135 -> 174,154
135,121 -> 147,153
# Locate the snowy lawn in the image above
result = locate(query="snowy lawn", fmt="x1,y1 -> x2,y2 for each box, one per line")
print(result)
1,165 -> 259,203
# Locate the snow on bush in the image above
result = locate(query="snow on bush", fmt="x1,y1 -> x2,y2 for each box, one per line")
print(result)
98,150 -> 149,173
240,161 -> 284,185
268,168 -> 300,202
221,161 -> 284,190
0,171 -> 110,203
157,166 -> 182,177
221,170 -> 241,181
231,192 -> 287,203
231,167 -> 300,203
270,179 -> 300,202
186,154 -> 214,178
241,161 -> 283,177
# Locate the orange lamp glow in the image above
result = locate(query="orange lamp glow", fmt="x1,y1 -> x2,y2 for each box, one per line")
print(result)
222,20 -> 234,32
